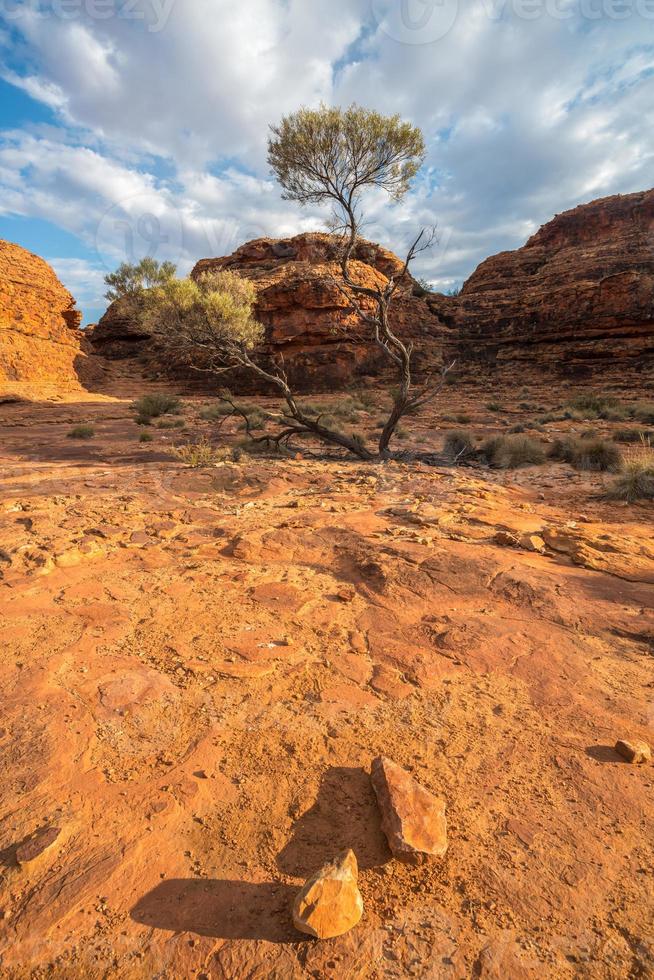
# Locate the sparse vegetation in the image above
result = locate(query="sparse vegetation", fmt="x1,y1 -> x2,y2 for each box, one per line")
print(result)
104,258 -> 177,303
139,432 -> 154,443
605,460 -> 654,502
486,401 -> 503,412
67,424 -> 95,440
482,434 -> 545,469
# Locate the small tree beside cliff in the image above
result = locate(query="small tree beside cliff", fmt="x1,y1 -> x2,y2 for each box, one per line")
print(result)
146,105 -> 451,459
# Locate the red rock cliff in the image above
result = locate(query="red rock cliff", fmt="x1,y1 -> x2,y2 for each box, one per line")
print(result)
453,188 -> 654,378
0,240 -> 95,385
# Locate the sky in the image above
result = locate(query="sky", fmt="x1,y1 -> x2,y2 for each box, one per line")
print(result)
0,1 -> 653,324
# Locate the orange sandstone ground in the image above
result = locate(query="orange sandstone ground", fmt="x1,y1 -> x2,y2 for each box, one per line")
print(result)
0,377 -> 652,979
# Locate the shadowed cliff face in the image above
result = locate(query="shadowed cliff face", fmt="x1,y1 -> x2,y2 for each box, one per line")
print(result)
452,188 -> 654,379
0,240 -> 99,387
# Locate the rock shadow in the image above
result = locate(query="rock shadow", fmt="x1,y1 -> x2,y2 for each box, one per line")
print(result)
277,765 -> 390,876
131,878 -> 298,942
585,744 -> 623,764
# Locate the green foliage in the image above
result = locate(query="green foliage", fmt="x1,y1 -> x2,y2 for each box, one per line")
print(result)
486,402 -> 503,412
139,432 -> 154,443
566,392 -> 627,421
483,434 -> 545,469
444,429 -> 475,461
133,393 -> 181,418
156,418 -> 186,430
141,271 -> 264,365
67,424 -> 95,440
605,461 -> 654,502
104,258 -> 177,303
268,104 -> 425,206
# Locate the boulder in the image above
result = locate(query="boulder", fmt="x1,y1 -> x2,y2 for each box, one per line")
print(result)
0,240 -> 96,385
371,756 -> 448,865
292,848 -> 364,939
615,739 -> 651,764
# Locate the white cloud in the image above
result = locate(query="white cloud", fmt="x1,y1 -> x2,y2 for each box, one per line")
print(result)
1,0 -> 653,301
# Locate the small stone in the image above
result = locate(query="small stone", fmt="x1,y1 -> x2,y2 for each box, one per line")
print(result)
615,739 -> 651,764
371,756 -> 447,865
292,849 -> 363,940
16,826 -> 61,865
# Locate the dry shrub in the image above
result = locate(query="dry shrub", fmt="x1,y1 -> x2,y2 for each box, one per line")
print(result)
174,438 -> 231,467
549,437 -> 622,472
444,429 -> 475,461
483,434 -> 545,469
606,461 -> 654,502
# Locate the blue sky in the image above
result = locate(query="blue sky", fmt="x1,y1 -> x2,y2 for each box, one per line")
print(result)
1,1 -> 653,324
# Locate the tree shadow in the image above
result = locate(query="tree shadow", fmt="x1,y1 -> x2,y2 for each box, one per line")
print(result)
585,744 -> 623,764
131,878 -> 298,942
277,765 -> 390,876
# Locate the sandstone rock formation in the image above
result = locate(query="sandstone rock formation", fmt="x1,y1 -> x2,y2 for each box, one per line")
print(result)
451,188 -> 654,378
292,848 -> 364,939
0,240 -> 96,386
90,233 -> 451,391
371,756 -> 448,865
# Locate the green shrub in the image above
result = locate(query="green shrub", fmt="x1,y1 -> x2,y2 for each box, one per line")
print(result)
454,412 -> 471,424
483,434 -> 545,469
67,424 -> 95,440
133,393 -> 181,419
509,423 -> 526,434
605,461 -> 654,502
135,415 -> 153,426
444,429 -> 475,461
200,403 -> 233,420
486,401 -> 503,412
139,432 -> 154,443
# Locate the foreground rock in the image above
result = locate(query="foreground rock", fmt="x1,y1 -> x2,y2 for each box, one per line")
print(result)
0,239 -> 97,386
371,756 -> 448,865
292,848 -> 364,939
615,739 -> 651,764
450,188 -> 654,380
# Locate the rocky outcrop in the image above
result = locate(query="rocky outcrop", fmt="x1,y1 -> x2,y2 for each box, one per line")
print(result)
0,240 -> 96,385
88,297 -> 150,360
90,233 -> 451,391
452,189 -> 654,378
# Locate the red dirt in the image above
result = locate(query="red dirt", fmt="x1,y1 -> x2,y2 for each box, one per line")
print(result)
0,380 -> 652,978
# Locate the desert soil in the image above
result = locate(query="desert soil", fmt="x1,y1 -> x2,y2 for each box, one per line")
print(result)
0,379 -> 652,979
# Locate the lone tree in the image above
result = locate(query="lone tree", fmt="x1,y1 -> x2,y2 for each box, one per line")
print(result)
147,104 -> 451,459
